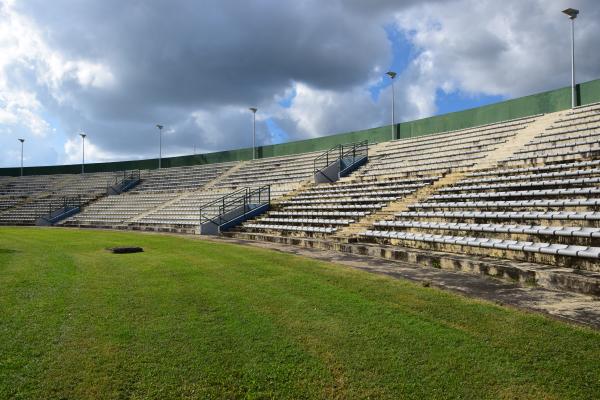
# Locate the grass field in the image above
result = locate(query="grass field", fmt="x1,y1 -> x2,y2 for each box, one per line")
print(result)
0,227 -> 599,399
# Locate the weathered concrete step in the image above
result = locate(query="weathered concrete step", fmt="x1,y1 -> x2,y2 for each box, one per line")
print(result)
61,222 -> 197,235
224,231 -> 600,297
129,223 -> 196,235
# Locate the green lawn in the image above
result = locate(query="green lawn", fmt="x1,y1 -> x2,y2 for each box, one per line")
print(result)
0,227 -> 598,399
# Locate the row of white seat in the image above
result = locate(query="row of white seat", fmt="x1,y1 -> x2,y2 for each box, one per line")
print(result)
430,187 -> 600,200
260,217 -> 353,226
462,167 -> 600,184
469,159 -> 600,177
438,177 -> 600,192
361,231 -> 600,259
246,223 -> 336,233
412,199 -> 600,208
373,220 -> 600,238
395,210 -> 600,221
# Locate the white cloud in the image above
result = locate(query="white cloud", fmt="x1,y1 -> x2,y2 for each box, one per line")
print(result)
273,82 -> 385,139
0,0 -> 115,125
1,0 -> 600,169
0,0 -> 117,167
63,135 -> 125,164
394,0 -> 600,98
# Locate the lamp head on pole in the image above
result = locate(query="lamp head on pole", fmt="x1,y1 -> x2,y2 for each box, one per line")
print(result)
386,71 -> 397,79
18,138 -> 24,143
562,8 -> 579,19
156,124 -> 163,131
79,133 -> 86,139
249,107 -> 257,113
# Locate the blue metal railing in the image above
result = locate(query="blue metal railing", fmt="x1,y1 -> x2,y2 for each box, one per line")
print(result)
199,185 -> 270,229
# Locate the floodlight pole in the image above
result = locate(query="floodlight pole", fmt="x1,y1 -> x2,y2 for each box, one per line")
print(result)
79,133 -> 86,174
386,71 -> 397,140
562,8 -> 579,108
249,107 -> 257,160
156,124 -> 164,169
570,13 -> 576,108
18,138 -> 24,177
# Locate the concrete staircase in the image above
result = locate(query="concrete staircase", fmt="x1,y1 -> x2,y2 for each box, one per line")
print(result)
333,171 -> 467,238
201,161 -> 246,190
473,111 -> 563,171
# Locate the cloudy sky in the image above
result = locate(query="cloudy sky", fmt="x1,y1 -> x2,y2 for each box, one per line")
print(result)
0,0 -> 599,168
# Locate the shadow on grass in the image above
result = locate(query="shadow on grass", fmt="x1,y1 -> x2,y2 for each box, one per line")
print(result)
0,248 -> 18,254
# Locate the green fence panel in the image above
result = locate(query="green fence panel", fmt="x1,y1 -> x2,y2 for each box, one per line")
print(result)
2,78 -> 599,177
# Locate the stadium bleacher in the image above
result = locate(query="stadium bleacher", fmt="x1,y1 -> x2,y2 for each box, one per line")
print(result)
1,101 -> 600,296
0,172 -> 116,225
242,115 -> 536,236
359,104 -> 600,271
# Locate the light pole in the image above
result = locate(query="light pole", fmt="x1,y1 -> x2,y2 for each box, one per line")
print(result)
562,8 -> 579,109
249,107 -> 257,160
79,133 -> 86,174
386,71 -> 397,140
156,124 -> 163,169
18,138 -> 24,177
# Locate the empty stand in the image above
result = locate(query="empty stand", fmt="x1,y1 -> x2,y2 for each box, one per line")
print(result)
3,101 -> 600,296
240,116 -> 539,237
358,116 -> 536,179
0,172 -> 119,226
245,176 -> 439,235
130,162 -> 236,193
218,151 -> 320,189
360,104 -> 600,271
61,192 -> 177,227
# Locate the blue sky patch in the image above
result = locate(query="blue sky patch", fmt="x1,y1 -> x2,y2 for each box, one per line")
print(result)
435,89 -> 505,115
265,118 -> 289,145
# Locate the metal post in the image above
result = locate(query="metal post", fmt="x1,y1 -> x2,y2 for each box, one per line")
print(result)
18,138 -> 24,177
562,8 -> 579,109
249,108 -> 257,160
159,127 -> 162,168
79,133 -> 86,174
386,71 -> 397,140
391,79 -> 395,138
156,124 -> 163,169
570,17 -> 576,108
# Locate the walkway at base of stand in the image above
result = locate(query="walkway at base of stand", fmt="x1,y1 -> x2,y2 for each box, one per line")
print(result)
208,235 -> 600,330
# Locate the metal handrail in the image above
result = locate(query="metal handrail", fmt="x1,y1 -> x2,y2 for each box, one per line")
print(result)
313,140 -> 370,182
313,144 -> 342,176
107,170 -> 140,187
199,187 -> 249,225
199,185 -> 270,228
341,139 -> 368,160
106,170 -> 141,192
47,194 -> 82,217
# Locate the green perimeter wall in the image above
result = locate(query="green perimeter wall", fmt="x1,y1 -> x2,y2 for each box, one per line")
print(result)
2,78 -> 600,177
